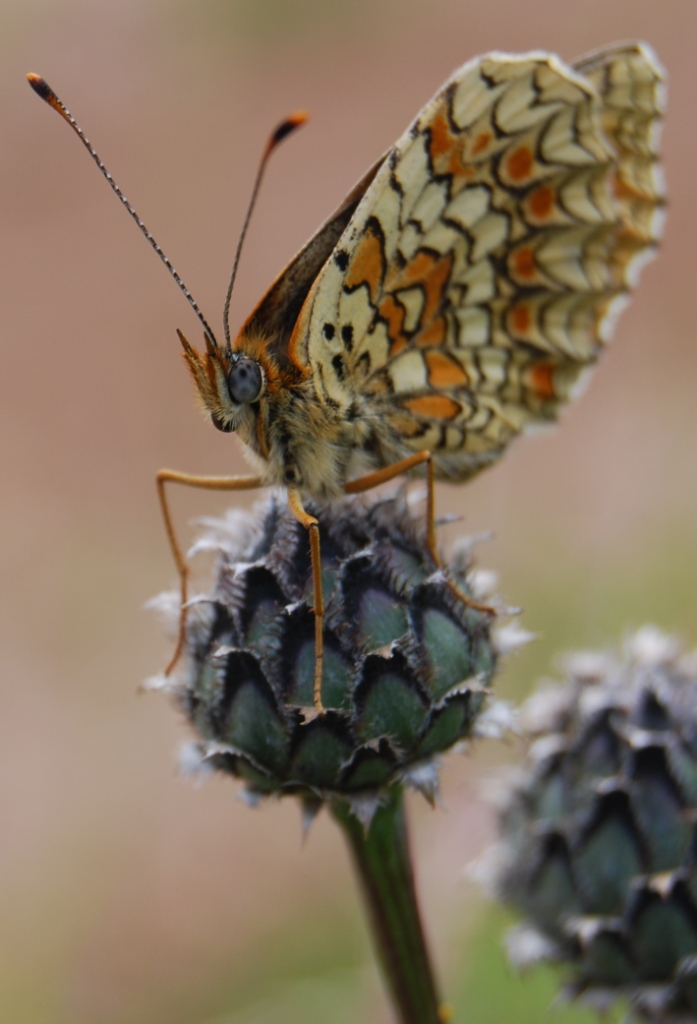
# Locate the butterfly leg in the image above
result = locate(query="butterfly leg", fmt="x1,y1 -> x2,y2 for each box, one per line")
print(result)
344,452 -> 495,616
156,469 -> 264,675
345,451 -> 437,554
287,487 -> 325,714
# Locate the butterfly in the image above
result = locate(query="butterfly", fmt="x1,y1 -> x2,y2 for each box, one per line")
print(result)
28,42 -> 665,712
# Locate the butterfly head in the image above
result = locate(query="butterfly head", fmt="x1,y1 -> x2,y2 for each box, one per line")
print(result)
178,329 -> 265,434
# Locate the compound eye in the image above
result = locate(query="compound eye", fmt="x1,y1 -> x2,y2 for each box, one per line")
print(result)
228,357 -> 262,405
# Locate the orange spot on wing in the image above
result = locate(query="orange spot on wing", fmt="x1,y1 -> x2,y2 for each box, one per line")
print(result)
387,250 -> 453,330
507,146 -> 534,182
404,394 -> 460,420
425,351 -> 469,388
428,109 -> 476,181
429,107 -> 456,159
472,130 -> 492,156
528,185 -> 554,220
415,317 -> 447,348
510,304 -> 531,335
378,294 -> 407,353
344,227 -> 385,304
388,336 -> 408,356
526,362 -> 557,400
511,247 -> 536,281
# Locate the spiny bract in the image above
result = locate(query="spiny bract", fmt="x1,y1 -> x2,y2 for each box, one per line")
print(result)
153,491 -> 507,819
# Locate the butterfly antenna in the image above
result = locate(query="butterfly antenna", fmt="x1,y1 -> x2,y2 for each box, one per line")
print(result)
27,73 -> 219,347
222,111 -> 309,349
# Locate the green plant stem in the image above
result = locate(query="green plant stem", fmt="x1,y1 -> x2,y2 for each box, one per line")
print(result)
331,785 -> 445,1024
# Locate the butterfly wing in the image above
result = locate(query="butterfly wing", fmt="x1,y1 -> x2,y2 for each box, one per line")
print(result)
237,155 -> 386,373
288,44 -> 665,482
572,43 -> 665,274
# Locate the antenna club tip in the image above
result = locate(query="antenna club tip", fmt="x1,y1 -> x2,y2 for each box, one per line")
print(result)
288,109 -> 310,129
267,110 -> 310,153
27,73 -> 55,102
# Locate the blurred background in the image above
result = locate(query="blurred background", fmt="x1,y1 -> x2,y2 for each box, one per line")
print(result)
2,1 -> 695,1021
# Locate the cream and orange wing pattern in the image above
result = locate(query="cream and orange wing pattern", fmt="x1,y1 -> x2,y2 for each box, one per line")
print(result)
290,43 -> 665,482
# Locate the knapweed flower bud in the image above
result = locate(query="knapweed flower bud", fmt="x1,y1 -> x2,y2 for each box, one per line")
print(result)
492,628 -> 697,1023
153,490 -> 505,818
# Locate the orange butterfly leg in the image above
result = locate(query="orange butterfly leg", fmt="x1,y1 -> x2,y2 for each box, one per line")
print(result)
156,469 -> 264,675
344,451 -> 495,616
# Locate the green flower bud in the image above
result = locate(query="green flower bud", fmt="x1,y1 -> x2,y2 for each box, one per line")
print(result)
493,628 -> 697,1022
152,491 -> 506,818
